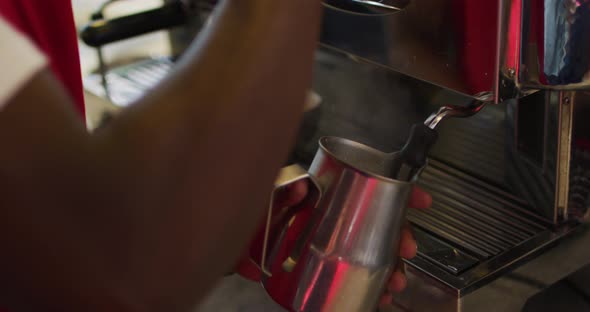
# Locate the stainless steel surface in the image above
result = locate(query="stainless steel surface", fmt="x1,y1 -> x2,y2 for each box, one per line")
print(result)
189,0 -> 507,99
556,91 -> 575,220
319,0 -> 503,101
568,91 -> 590,221
503,89 -> 589,223
393,100 -> 488,182
349,0 -> 406,11
324,0 -> 409,14
84,57 -> 174,107
320,0 -> 590,102
246,136 -> 416,312
259,165 -> 322,277
569,142 -> 590,221
291,137 -> 412,312
406,160 -> 551,292
424,100 -> 488,130
385,223 -> 587,312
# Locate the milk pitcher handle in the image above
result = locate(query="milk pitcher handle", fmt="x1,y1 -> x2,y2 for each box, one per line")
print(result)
256,164 -> 322,277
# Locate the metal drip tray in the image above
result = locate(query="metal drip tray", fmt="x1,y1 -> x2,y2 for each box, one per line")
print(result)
403,159 -> 563,295
411,227 -> 479,275
84,57 -> 174,107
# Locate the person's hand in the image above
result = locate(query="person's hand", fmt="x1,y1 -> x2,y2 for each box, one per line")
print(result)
276,181 -> 432,307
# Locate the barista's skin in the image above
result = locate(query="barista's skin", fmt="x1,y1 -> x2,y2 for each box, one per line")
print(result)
0,1 -> 431,311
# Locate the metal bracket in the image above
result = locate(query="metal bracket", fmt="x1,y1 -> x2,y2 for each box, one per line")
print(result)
555,91 -> 575,220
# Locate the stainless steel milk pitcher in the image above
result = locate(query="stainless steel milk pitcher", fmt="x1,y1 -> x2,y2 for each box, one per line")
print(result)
242,136 -> 420,312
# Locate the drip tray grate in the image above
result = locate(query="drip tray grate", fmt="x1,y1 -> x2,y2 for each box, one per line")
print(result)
408,159 -> 550,275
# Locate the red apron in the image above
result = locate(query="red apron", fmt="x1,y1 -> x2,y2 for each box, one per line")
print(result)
0,0 -> 85,118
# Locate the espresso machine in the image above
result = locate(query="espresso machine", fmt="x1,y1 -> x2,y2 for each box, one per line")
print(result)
80,1 -> 590,311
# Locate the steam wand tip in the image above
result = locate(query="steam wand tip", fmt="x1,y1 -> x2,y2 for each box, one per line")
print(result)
393,100 -> 488,181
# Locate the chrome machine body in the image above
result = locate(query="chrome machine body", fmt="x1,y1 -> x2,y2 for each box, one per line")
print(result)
309,2 -> 590,311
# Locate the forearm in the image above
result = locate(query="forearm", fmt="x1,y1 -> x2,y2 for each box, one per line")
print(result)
0,0 -> 321,311
89,0 -> 322,310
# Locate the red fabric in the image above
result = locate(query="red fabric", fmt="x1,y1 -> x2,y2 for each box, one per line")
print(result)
0,0 -> 86,118
530,0 -> 547,85
451,1 -> 498,96
576,138 -> 590,152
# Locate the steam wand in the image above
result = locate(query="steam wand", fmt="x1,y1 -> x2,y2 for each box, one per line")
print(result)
393,100 -> 487,181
